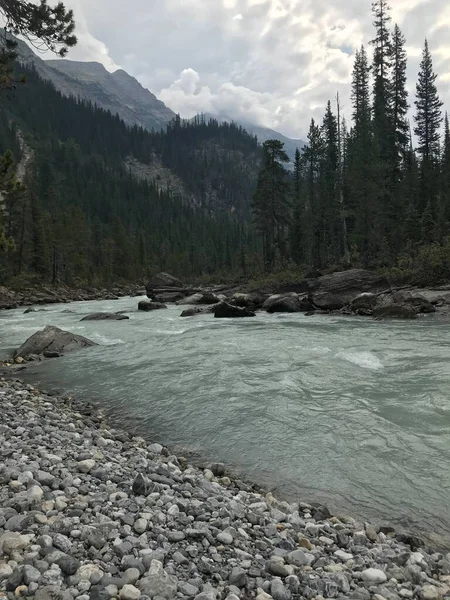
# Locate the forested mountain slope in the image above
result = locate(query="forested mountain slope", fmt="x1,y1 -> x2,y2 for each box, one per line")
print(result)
0,63 -> 261,285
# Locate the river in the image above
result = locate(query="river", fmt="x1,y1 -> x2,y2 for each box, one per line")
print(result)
1,296 -> 450,543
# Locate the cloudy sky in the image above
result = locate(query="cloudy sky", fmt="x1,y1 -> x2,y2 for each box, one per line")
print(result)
49,0 -> 449,138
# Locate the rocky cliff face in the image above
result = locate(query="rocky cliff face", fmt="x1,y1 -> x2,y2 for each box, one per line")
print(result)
9,32 -> 175,132
47,60 -> 175,131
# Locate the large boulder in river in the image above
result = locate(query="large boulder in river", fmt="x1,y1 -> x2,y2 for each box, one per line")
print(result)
14,325 -> 97,359
138,300 -> 167,311
230,293 -> 267,309
373,304 -> 418,319
263,293 -> 313,313
310,269 -> 390,310
147,272 -> 182,289
180,306 -> 215,317
80,312 -> 129,321
177,292 -> 223,306
154,291 -> 186,303
214,302 -> 256,318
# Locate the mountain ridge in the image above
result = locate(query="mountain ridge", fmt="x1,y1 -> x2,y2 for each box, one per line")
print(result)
6,30 -> 305,154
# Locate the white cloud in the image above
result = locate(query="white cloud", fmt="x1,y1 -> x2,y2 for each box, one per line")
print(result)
52,0 -> 450,138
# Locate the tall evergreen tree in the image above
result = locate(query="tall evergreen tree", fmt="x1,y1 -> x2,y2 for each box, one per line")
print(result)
320,101 -> 340,263
414,39 -> 443,163
302,119 -> 325,267
251,140 -> 291,270
371,0 -> 393,158
391,24 -> 409,166
291,148 -> 303,263
414,39 -> 443,215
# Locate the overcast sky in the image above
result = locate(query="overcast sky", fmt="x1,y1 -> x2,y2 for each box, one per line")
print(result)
50,0 -> 449,139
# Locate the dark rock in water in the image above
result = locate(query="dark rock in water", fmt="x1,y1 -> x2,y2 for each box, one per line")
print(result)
43,350 -> 61,359
14,325 -> 97,359
351,293 -> 379,314
263,292 -> 311,313
311,505 -> 332,521
132,473 -> 150,495
210,462 -> 225,477
23,308 -> 36,314
178,292 -> 222,305
213,302 -> 256,318
147,272 -> 182,289
230,292 -> 267,309
310,269 -> 390,311
80,312 -> 130,321
138,300 -> 167,311
373,304 -> 417,319
395,533 -> 424,550
180,306 -> 215,317
154,291 -> 186,303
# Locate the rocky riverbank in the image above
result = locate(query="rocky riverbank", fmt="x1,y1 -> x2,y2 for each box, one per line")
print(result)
144,270 -> 450,320
0,284 -> 145,311
1,378 -> 450,600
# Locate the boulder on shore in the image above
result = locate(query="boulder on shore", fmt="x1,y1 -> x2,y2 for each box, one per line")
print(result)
180,306 -> 215,317
80,312 -> 129,321
146,272 -> 182,290
213,302 -> 256,319
310,269 -> 390,311
351,290 -> 436,317
14,325 -> 97,359
138,300 -> 167,312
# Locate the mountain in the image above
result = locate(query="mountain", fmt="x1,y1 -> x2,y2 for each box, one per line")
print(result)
192,113 -> 306,161
47,60 -> 176,131
241,123 -> 306,161
9,31 -> 304,159
0,61 -> 260,285
9,32 -> 175,132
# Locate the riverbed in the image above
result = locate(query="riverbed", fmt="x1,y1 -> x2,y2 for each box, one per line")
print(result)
1,297 -> 450,542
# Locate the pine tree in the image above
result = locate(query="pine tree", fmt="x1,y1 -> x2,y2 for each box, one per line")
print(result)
371,0 -> 393,158
414,39 -> 443,163
439,113 -> 450,235
302,119 -> 325,267
321,101 -> 340,263
414,39 -> 443,216
251,140 -> 291,270
351,46 -> 371,136
391,24 -> 409,166
291,148 -> 303,263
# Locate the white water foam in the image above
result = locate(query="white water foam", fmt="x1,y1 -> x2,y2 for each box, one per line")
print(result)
337,351 -> 384,370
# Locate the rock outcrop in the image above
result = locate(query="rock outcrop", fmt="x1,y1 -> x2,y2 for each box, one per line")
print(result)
80,313 -> 129,321
213,302 -> 256,318
310,269 -> 390,310
13,326 -> 97,359
138,301 -> 167,312
263,293 -> 313,313
180,306 -> 215,317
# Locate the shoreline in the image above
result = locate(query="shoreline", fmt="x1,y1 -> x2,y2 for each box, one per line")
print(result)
1,376 -> 450,600
0,283 -> 146,311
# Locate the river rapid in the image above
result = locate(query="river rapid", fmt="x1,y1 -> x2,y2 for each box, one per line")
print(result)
1,296 -> 450,543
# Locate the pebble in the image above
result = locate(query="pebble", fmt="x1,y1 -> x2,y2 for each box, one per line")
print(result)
0,379 -> 446,600
361,568 -> 388,585
120,584 -> 141,599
